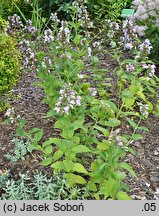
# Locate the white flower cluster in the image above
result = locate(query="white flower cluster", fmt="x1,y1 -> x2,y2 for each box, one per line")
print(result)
72,0 -> 93,28
122,19 -> 138,50
126,64 -> 135,72
139,103 -> 149,117
50,12 -> 60,23
5,14 -> 23,36
132,0 -> 159,34
109,128 -> 123,146
57,21 -> 70,44
44,29 -> 54,43
139,39 -> 152,54
54,84 -> 81,115
88,87 -> 97,96
142,63 -> 156,77
105,20 -> 120,39
19,39 -> 36,69
4,107 -> 15,123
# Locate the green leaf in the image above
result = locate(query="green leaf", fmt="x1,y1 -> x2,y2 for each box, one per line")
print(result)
63,160 -> 74,172
64,173 -> 86,185
105,100 -> 118,113
131,134 -> 143,140
93,125 -> 109,136
52,150 -> 63,161
51,161 -> 64,171
82,83 -> 90,91
137,91 -> 146,101
72,163 -> 88,174
87,181 -> 97,192
42,138 -> 59,148
54,117 -> 71,129
60,127 -> 74,139
44,145 -> 52,155
116,191 -> 131,200
73,34 -> 83,45
119,162 -> 136,177
46,109 -> 57,117
129,82 -> 141,95
71,136 -> 80,144
122,90 -> 134,98
29,144 -> 42,151
123,98 -> 135,109
113,171 -> 126,181
72,145 -> 91,154
138,126 -> 149,132
127,147 -> 136,155
127,119 -> 137,128
99,178 -> 119,199
34,129 -> 43,142
120,111 -> 140,117
40,157 -> 52,166
104,118 -> 121,127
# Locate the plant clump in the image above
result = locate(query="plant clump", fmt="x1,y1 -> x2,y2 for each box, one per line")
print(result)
0,33 -> 22,112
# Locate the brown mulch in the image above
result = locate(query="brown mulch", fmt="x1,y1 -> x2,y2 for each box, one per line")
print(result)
0,58 -> 159,200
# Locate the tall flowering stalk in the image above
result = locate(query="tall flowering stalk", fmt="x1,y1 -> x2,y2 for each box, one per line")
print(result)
54,84 -> 81,115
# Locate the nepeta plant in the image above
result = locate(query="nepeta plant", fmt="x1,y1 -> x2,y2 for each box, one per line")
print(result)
6,0 -> 159,200
131,0 -> 159,63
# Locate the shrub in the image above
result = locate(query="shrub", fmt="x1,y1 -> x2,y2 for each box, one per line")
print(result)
0,16 -> 7,33
0,33 -> 21,111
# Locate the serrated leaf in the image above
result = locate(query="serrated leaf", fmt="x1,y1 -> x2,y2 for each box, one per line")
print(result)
72,163 -> 88,174
122,90 -> 134,98
127,147 -> 136,155
52,150 -> 63,161
40,157 -> 52,166
72,145 -> 91,154
71,136 -> 80,144
51,161 -> 64,171
87,182 -> 97,192
116,191 -> 131,200
63,160 -> 74,172
131,134 -> 143,140
106,100 -> 118,112
44,145 -> 52,155
29,144 -> 42,151
127,119 -> 137,128
119,162 -> 136,177
138,126 -> 149,132
123,98 -> 135,109
114,171 -> 126,181
60,127 -> 74,139
104,118 -> 121,127
64,173 -> 86,185
46,109 -> 57,117
93,125 -> 109,136
54,117 -> 71,129
34,129 -> 43,142
73,34 -> 83,45
99,178 -> 119,199
42,138 -> 59,148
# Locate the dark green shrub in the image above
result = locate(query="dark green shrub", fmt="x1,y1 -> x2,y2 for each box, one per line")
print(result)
0,0 -> 31,20
0,17 -> 7,33
0,33 -> 21,111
